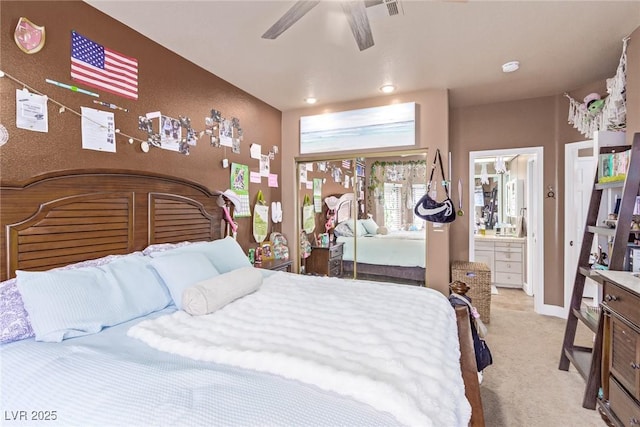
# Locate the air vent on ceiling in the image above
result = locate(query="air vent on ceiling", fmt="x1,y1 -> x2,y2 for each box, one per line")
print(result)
384,0 -> 401,16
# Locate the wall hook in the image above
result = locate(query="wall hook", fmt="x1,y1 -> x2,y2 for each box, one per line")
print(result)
546,185 -> 555,199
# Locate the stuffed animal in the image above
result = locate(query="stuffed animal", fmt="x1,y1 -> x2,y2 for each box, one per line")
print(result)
583,92 -> 606,115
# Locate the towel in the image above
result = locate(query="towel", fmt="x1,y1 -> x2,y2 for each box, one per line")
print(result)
516,215 -> 526,237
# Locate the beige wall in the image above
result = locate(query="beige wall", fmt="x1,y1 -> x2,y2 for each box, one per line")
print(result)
281,90 -> 453,294
450,25 -> 640,307
450,96 -> 563,304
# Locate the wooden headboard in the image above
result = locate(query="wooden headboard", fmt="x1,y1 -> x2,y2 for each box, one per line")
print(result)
334,193 -> 355,224
1,170 -> 222,280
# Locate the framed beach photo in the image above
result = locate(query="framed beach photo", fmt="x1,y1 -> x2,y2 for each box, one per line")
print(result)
300,102 -> 416,154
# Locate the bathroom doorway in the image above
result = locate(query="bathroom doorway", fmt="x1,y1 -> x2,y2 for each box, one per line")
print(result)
469,147 -> 547,315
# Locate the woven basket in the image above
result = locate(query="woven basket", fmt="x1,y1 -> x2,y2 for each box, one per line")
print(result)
451,261 -> 491,324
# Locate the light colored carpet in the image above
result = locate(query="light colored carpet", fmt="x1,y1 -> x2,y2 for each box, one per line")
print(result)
481,288 -> 603,427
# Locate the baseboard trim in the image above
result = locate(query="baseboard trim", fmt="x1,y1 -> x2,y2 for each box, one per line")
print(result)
536,303 -> 566,318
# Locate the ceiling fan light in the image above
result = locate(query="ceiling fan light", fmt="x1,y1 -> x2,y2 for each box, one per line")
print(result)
502,61 -> 520,73
304,97 -> 317,104
380,84 -> 396,94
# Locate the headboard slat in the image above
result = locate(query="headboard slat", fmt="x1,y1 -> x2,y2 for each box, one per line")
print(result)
18,236 -> 129,254
149,193 -> 216,245
1,171 -> 222,280
6,192 -> 133,276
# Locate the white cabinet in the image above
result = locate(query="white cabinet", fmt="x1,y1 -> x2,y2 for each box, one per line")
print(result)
474,240 -> 495,283
474,237 -> 525,288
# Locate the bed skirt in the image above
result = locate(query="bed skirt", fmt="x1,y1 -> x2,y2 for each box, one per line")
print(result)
342,261 -> 425,286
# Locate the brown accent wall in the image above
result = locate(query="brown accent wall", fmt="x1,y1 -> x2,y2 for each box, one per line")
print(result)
0,1 -> 282,252
281,90 -> 451,294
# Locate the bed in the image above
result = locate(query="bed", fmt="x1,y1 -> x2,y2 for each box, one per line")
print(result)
0,170 -> 483,427
332,193 -> 426,285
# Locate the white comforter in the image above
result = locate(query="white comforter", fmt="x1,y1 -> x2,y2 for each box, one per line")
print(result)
129,272 -> 470,427
338,231 -> 426,267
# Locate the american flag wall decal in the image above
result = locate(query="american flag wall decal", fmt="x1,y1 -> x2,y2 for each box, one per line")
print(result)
71,31 -> 138,100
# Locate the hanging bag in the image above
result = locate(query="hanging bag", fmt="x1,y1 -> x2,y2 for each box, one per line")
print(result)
414,149 -> 456,223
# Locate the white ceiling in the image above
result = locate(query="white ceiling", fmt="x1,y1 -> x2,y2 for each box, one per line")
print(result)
85,1 -> 640,111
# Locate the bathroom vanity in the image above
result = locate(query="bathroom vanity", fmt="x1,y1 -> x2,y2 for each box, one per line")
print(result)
474,234 -> 526,288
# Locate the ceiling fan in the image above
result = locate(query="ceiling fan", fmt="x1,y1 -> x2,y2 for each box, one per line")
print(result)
261,0 -> 402,51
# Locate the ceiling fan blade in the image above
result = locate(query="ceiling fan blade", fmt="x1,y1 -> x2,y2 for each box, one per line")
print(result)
340,1 -> 374,51
262,1 -> 321,39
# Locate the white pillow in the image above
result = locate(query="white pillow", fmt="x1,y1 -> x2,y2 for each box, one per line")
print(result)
148,237 -> 251,274
182,266 -> 263,316
16,254 -> 171,342
359,218 -> 379,235
350,220 -> 368,236
150,252 -> 219,309
333,221 -> 353,237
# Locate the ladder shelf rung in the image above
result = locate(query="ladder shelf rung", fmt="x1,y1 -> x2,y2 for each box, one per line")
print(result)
578,266 -> 605,282
572,307 -> 599,333
594,181 -> 625,190
564,347 -> 593,381
587,226 -> 616,237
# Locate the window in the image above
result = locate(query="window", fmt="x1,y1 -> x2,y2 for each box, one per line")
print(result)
383,183 -> 402,231
383,183 -> 427,231
411,184 -> 427,229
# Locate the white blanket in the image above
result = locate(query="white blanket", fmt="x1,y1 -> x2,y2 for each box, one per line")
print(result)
128,273 -> 470,427
338,232 -> 426,267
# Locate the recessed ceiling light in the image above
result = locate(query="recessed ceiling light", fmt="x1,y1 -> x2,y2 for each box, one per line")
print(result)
502,61 -> 520,73
304,97 -> 317,104
380,84 -> 396,94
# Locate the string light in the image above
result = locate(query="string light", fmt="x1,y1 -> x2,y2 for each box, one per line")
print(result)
0,70 -> 185,153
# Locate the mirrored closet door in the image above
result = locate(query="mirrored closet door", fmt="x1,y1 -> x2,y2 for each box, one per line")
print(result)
296,151 -> 428,286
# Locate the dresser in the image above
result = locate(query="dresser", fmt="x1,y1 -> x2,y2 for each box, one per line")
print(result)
305,243 -> 343,277
474,236 -> 525,288
257,258 -> 292,272
598,270 -> 640,427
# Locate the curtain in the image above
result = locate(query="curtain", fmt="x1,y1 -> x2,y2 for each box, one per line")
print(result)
369,160 -> 427,230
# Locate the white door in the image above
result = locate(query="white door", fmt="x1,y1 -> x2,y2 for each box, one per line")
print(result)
525,159 -> 535,296
564,141 -> 597,315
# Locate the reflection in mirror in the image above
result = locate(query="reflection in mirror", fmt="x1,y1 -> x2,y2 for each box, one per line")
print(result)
296,153 -> 427,286
335,155 -> 427,286
473,155 -> 527,236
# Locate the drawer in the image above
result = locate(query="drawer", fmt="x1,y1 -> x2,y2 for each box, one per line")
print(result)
495,271 -> 522,285
610,316 -> 640,398
494,242 -> 523,252
329,244 -> 343,258
609,376 -> 640,427
329,265 -> 342,277
475,241 -> 494,251
495,260 -> 522,274
329,258 -> 342,272
495,250 -> 522,262
603,282 -> 640,327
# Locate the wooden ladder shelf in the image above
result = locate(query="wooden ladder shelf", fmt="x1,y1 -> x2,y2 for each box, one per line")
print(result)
559,132 -> 640,409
